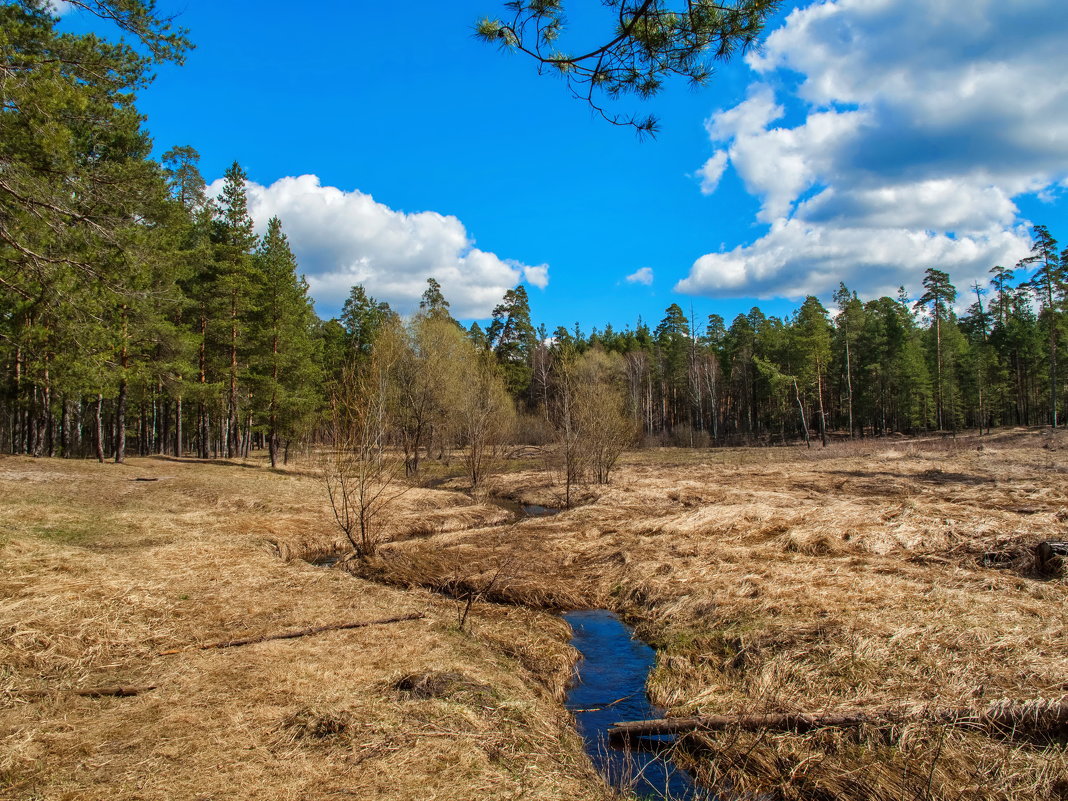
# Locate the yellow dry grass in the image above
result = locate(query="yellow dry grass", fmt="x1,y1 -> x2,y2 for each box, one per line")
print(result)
0,455 -> 606,801
366,428 -> 1068,800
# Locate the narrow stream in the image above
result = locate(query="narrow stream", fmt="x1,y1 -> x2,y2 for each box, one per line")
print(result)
564,610 -> 712,800
485,496 -> 561,519
303,515 -> 705,799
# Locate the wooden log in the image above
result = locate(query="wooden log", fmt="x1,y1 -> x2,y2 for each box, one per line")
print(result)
609,700 -> 1068,741
158,612 -> 425,655
1035,541 -> 1068,575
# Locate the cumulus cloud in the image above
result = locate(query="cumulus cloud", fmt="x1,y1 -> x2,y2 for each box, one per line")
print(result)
207,174 -> 548,319
625,266 -> 655,286
522,263 -> 550,289
677,0 -> 1068,300
697,151 -> 728,195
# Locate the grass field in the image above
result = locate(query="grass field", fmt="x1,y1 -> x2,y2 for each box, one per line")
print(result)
2,428 -> 1067,800
0,456 -> 603,801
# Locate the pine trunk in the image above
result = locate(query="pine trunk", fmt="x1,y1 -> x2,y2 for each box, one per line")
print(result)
845,337 -> 854,437
227,291 -> 239,458
175,396 -> 183,457
94,394 -> 105,463
115,378 -> 127,463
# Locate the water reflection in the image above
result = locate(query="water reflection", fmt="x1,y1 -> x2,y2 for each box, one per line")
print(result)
564,609 -> 712,800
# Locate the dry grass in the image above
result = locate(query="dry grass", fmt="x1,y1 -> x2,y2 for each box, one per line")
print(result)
0,455 -> 606,801
4,429 -> 1066,801
365,428 -> 1068,800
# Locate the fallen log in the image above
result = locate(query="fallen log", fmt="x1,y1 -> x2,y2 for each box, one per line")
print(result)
609,699 -> 1068,741
158,612 -> 425,655
1035,541 -> 1068,575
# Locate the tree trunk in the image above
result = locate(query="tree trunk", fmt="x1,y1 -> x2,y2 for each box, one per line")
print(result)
175,395 -> 182,457
793,378 -> 810,448
115,307 -> 128,463
608,700 -> 1068,740
44,365 -> 54,458
227,291 -> 239,458
845,336 -> 854,437
198,404 -> 209,460
60,397 -> 70,457
816,359 -> 827,447
94,394 -> 105,463
115,378 -> 127,463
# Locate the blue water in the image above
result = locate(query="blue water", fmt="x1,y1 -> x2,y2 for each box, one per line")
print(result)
564,610 -> 713,800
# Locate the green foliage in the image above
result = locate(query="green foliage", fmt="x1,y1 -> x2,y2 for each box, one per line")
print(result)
341,284 -> 397,356
1,0 -> 1066,457
487,285 -> 537,397
476,0 -> 782,133
250,217 -> 323,466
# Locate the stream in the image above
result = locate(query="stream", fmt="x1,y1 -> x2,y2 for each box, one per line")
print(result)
304,508 -> 708,798
564,610 -> 712,800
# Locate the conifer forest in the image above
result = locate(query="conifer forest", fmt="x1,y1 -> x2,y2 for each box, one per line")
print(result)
3,4 -> 1068,467
4,4 -> 1068,801
5,33 -> 1068,463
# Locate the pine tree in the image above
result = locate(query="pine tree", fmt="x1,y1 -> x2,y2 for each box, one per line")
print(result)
487,286 -> 537,398
793,296 -> 832,446
833,284 -> 864,437
162,146 -> 211,457
341,285 -> 396,357
476,0 -> 782,134
251,217 -> 322,467
211,162 -> 260,457
654,304 -> 691,433
916,269 -> 958,430
418,277 -> 456,325
1022,225 -> 1066,427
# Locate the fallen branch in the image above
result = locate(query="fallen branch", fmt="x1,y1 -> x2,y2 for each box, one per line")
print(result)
158,612 -> 425,655
571,691 -> 641,714
609,699 -> 1068,741
23,685 -> 156,699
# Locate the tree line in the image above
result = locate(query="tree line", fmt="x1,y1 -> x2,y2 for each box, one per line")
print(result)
521,230 -> 1066,448
3,1 -> 1067,476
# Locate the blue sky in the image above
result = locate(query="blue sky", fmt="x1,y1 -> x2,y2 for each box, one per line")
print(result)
63,0 -> 1068,331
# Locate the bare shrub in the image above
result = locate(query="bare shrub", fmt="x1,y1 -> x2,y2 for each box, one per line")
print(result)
321,349 -> 408,559
456,351 -> 515,489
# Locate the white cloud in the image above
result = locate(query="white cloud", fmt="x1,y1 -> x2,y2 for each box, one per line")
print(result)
625,266 -> 655,286
679,0 -> 1068,300
47,1 -> 73,14
676,219 -> 1029,299
522,263 -> 550,289
208,174 -> 547,319
697,151 -> 728,195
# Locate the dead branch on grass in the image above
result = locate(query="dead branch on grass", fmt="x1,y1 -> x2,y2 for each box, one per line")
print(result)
158,612 -> 425,655
21,685 -> 157,699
